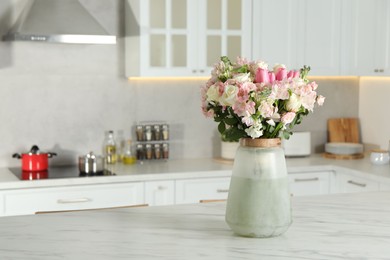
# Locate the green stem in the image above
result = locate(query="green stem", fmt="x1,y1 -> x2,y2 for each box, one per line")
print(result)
270,122 -> 284,138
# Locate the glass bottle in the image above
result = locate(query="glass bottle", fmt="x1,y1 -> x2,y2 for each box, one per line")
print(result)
103,130 -> 117,164
116,130 -> 126,163
123,140 -> 137,165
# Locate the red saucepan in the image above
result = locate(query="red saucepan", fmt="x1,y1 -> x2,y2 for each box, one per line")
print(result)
12,145 -> 57,171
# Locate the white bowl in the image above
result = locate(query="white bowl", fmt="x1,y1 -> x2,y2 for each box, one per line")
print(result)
325,142 -> 363,155
370,150 -> 390,165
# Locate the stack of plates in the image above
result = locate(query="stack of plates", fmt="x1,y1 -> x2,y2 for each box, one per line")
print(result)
323,142 -> 364,159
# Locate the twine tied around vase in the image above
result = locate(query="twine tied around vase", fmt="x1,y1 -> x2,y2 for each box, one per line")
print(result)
240,138 -> 281,148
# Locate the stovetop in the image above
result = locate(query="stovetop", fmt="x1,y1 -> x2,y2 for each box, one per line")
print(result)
9,166 -> 116,181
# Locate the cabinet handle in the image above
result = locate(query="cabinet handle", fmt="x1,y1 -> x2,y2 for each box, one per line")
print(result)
374,69 -> 379,73
199,69 -> 205,73
347,180 -> 366,187
192,69 -> 197,73
379,69 -> 384,73
57,198 -> 92,204
294,177 -> 319,182
158,186 -> 167,190
216,189 -> 229,193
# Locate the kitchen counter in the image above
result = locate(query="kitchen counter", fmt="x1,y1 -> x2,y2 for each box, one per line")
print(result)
0,191 -> 390,259
1,154 -> 390,189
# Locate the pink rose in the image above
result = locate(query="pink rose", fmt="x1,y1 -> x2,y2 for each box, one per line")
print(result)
281,112 -> 296,124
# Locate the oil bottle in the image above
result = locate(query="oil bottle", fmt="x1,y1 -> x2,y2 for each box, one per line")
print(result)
103,130 -> 117,164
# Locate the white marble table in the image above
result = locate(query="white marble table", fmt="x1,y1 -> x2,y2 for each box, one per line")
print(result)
0,191 -> 390,259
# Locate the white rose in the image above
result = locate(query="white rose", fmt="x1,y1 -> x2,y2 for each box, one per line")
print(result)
206,85 -> 220,103
220,84 -> 238,106
233,72 -> 251,83
286,93 -> 302,112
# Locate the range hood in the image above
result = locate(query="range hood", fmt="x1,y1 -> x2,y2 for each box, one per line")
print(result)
2,0 -> 116,44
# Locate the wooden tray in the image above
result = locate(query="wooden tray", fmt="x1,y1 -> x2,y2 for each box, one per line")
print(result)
322,152 -> 364,160
213,157 -> 234,164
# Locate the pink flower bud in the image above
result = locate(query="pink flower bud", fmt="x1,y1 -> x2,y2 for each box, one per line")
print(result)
287,70 -> 294,79
268,72 -> 275,83
255,68 -> 269,84
293,70 -> 300,78
275,67 -> 287,81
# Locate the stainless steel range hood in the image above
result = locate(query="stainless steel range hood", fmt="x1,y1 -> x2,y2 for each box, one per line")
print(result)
2,0 -> 116,44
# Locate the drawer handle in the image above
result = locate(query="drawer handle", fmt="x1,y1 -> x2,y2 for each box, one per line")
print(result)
216,189 -> 229,193
294,177 -> 319,182
158,186 -> 168,190
57,198 -> 92,204
347,180 -> 366,187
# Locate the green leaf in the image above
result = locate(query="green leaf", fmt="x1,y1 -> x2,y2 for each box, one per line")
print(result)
218,121 -> 226,135
224,117 -> 238,125
224,127 -> 246,142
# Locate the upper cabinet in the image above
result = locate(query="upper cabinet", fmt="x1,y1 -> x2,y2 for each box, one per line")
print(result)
126,0 -> 390,77
252,0 -> 300,69
342,0 -> 390,76
252,0 -> 342,75
125,0 -> 252,77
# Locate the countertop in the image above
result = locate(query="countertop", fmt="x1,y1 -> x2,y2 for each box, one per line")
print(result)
1,154 -> 390,189
0,191 -> 390,259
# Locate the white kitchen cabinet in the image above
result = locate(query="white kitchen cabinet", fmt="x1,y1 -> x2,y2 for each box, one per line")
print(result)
125,0 -> 252,77
175,177 -> 231,204
336,173 -> 380,194
2,182 -> 144,216
144,180 -> 175,206
288,171 -> 332,197
342,0 -> 390,76
252,0 -> 300,69
295,0 -> 342,75
253,0 -> 342,75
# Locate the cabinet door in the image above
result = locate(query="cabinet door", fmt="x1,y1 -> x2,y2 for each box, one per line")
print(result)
252,0 -> 299,69
288,171 -> 331,197
3,182 -> 144,216
145,180 -> 175,206
175,177 -> 231,204
126,0 -> 252,77
296,0 -> 342,75
343,0 -> 390,76
336,173 -> 379,193
197,0 -> 252,75
138,0 -> 197,76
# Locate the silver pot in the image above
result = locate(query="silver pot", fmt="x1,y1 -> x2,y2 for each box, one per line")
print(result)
78,152 -> 104,175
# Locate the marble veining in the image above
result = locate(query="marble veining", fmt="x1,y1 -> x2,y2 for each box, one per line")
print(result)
0,191 -> 390,259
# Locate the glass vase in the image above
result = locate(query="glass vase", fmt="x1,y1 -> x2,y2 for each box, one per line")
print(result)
225,138 -> 292,238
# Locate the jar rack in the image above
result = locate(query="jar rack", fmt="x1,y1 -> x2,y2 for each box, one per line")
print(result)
134,121 -> 169,161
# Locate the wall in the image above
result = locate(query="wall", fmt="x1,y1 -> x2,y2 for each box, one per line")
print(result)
359,77 -> 390,150
0,0 -> 363,168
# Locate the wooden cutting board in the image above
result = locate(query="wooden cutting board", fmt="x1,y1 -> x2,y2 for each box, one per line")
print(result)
327,118 -> 360,143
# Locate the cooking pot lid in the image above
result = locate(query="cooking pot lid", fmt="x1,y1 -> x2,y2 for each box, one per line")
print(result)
80,151 -> 102,160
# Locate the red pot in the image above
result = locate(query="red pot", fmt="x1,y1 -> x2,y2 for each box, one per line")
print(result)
13,145 -> 57,171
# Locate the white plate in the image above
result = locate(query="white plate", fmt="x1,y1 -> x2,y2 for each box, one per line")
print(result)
325,142 -> 363,155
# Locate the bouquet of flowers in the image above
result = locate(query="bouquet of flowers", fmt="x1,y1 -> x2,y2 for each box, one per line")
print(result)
201,56 -> 325,142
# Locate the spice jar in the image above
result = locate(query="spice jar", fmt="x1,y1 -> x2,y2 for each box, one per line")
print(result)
153,125 -> 161,141
162,124 -> 169,140
136,125 -> 144,141
153,143 -> 161,159
145,144 -> 153,160
144,125 -> 152,141
136,144 -> 145,160
162,143 -> 169,159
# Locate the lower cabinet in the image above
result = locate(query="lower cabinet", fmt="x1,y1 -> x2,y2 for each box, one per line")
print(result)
175,177 -> 231,204
335,173 -> 380,193
288,171 -> 332,197
2,182 -> 144,216
144,180 -> 175,206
